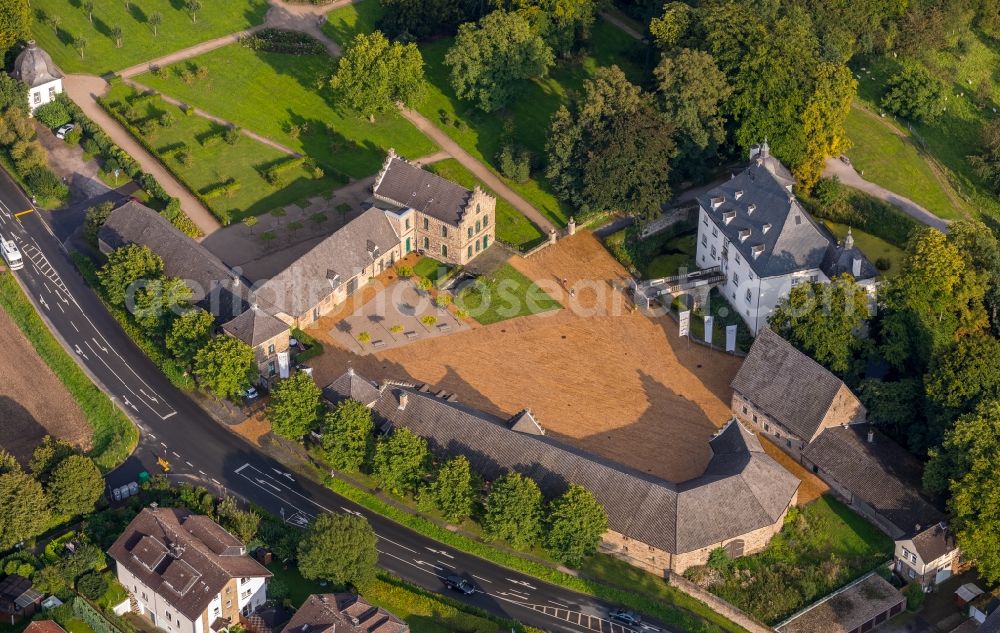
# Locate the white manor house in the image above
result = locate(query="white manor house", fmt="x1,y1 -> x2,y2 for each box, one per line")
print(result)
695,142 -> 878,334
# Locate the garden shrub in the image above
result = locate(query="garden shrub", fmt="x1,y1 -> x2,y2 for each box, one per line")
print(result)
34,101 -> 71,128
903,582 -> 925,610
496,143 -> 531,184
198,128 -> 227,147
239,29 -> 327,55
158,141 -> 187,158
263,156 -> 306,185
25,167 -> 68,201
81,138 -> 100,156
64,127 -> 83,146
223,126 -> 241,145
201,179 -> 241,199
804,178 -> 917,248
77,572 -> 108,600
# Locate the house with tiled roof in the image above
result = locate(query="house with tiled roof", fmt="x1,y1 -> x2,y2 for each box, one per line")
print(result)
11,41 -> 63,113
893,522 -> 959,589
731,327 -> 867,459
325,370 -> 800,575
281,594 -> 407,633
695,142 -> 877,334
108,507 -> 271,633
221,305 -> 292,384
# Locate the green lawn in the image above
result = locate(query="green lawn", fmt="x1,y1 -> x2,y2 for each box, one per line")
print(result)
645,233 -> 698,278
412,256 -> 452,282
0,275 -> 137,470
28,0 -> 269,75
457,264 -> 561,325
823,221 -> 905,278
62,619 -> 95,633
687,495 -> 893,624
842,107 -> 962,220
104,83 -> 334,221
321,0 -> 385,47
266,565 -> 513,633
135,44 -> 437,179
425,159 -> 545,249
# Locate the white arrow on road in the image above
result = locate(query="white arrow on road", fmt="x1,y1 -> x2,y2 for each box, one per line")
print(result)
92,338 -> 109,353
38,296 -> 49,311
414,560 -> 444,571
256,478 -> 281,492
506,578 -> 537,590
272,468 -> 295,481
424,547 -> 454,559
340,506 -> 363,517
140,388 -> 159,403
74,344 -> 89,360
122,396 -> 138,411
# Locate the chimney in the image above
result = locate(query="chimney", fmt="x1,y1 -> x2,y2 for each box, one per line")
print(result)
398,392 -> 408,410
867,428 -> 874,443
852,257 -> 862,278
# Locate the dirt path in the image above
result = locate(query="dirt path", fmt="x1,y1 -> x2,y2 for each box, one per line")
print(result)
62,75 -> 223,237
599,9 -> 645,40
398,106 -> 557,233
822,157 -> 951,232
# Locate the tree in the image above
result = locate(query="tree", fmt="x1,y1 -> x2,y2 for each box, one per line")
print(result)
923,400 -> 1000,582
654,48 -> 731,180
47,14 -> 61,36
949,219 -> 1000,335
794,61 -> 856,192
377,0 -> 477,41
185,0 -> 202,22
0,449 -> 18,475
297,514 -> 378,588
0,75 -> 27,114
330,31 -> 427,117
372,428 -> 429,495
0,470 -> 49,549
111,24 -> 124,48
970,119 -> 1000,194
83,1 -> 95,23
148,12 -> 163,36
423,455 -> 475,522
857,378 -> 925,450
267,372 -> 323,440
445,11 -> 554,112
321,399 -> 374,471
650,2 -> 695,50
30,436 -> 76,482
193,336 -> 256,399
879,228 -> 987,374
83,201 -> 115,247
132,277 -> 192,335
47,455 -> 103,517
544,484 -> 607,566
242,216 -> 258,235
217,497 -> 261,544
546,66 -> 674,220
881,64 -> 945,123
924,333 -> 1000,442
0,0 -> 30,59
492,0 -> 598,57
98,244 -> 164,306
73,35 -> 89,60
481,472 -> 542,548
166,309 -> 215,365
769,274 -> 869,376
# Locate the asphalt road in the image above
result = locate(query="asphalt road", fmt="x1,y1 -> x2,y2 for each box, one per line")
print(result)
0,170 -> 671,633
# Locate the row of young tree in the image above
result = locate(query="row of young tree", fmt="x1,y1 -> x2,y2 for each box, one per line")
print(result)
0,437 -> 104,551
93,241 -> 257,399
767,217 -> 1000,583
266,379 -> 609,566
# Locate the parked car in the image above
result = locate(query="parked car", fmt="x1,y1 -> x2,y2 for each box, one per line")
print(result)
244,386 -> 259,400
609,609 -> 642,625
112,486 -> 123,502
55,123 -> 75,140
444,575 -> 475,595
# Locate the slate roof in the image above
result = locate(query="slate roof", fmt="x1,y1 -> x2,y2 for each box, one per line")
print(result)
281,594 -> 407,633
820,229 -> 878,282
323,367 -> 380,406
350,371 -> 799,554
909,522 -> 955,562
255,209 -> 399,318
107,507 -> 270,621
697,150 -> 831,278
802,426 -> 944,535
99,201 -> 248,320
732,327 -> 855,442
982,606 -> 1000,633
372,153 -> 473,226
221,305 -> 289,347
12,41 -> 62,88
778,574 -> 904,633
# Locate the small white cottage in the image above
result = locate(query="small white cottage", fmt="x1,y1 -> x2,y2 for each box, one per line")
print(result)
11,41 -> 64,113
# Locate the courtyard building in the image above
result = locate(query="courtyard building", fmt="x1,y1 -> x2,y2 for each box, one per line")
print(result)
220,304 -> 292,385
326,370 -> 800,575
280,594 -> 408,633
108,507 -> 271,633
11,41 -> 64,113
695,142 -> 877,334
893,523 -> 959,589
731,327 -> 868,460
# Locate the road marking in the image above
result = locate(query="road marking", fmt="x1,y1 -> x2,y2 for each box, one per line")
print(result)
211,478 -> 220,484
256,477 -> 281,492
235,464 -> 250,474
122,396 -> 138,411
92,337 -> 109,353
70,320 -> 79,332
85,340 -> 171,419
74,344 -> 89,360
506,578 -> 538,590
140,388 -> 159,403
171,451 -> 180,458
198,470 -> 206,476
471,575 -> 492,583
160,442 -> 167,449
424,546 -> 454,559
149,433 -> 156,439
38,295 -> 49,311
185,461 -> 194,468
547,600 -> 570,608
413,560 -> 444,571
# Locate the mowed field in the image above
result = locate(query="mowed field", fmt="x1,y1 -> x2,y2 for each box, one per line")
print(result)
0,307 -> 91,465
307,233 -> 743,483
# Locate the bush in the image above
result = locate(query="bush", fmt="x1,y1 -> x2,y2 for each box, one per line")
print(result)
881,64 -> 945,122
201,179 -> 241,199
875,257 -> 891,271
34,101 -> 71,128
903,582 -> 925,611
263,156 -> 306,185
81,137 -> 99,156
496,144 -> 531,184
64,126 -> 83,146
239,29 -> 327,55
76,572 -> 108,599
158,141 -> 187,158
803,179 -> 917,248
223,126 -> 241,145
198,128 -> 227,147
25,167 -> 68,201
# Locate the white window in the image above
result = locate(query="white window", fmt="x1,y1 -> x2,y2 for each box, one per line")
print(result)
33,91 -> 41,105
702,215 -> 708,225
710,246 -> 717,259
701,235 -> 707,246
735,253 -> 741,264
732,272 -> 739,287
712,227 -> 718,237
241,578 -> 250,585
745,288 -> 752,303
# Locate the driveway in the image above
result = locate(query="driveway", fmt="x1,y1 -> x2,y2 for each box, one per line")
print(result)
823,157 -> 951,233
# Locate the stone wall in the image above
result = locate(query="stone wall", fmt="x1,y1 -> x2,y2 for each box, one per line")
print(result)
667,573 -> 775,633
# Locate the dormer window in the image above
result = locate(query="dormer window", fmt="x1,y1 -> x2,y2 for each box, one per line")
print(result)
785,184 -> 793,192
747,203 -> 756,214
762,223 -> 771,234
739,229 -> 751,243
723,210 -> 736,225
752,244 -> 765,259
735,190 -> 744,200
327,270 -> 341,289
711,196 -> 725,210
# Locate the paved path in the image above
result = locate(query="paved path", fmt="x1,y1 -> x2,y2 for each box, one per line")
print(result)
399,106 -> 557,233
822,157 -> 951,232
62,74 -> 222,237
118,27 -> 264,78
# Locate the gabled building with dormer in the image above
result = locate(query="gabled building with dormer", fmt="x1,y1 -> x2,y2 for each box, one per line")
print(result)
695,142 -> 877,334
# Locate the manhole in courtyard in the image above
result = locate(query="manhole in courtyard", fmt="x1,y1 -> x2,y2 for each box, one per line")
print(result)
697,364 -> 703,368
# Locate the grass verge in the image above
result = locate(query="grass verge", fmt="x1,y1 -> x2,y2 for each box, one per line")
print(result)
456,263 -> 561,325
0,274 -> 137,471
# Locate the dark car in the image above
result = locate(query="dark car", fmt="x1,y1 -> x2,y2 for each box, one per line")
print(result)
444,575 -> 475,595
609,609 -> 642,625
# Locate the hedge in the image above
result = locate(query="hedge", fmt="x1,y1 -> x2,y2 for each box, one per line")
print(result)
157,141 -> 188,158
239,28 -> 327,55
198,128 -> 228,147
263,156 -> 306,184
73,597 -> 134,633
0,275 -> 137,471
201,179 -> 241,199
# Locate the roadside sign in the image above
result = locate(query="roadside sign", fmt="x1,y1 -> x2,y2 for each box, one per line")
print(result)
725,324 -> 737,352
679,310 -> 690,337
704,316 -> 714,344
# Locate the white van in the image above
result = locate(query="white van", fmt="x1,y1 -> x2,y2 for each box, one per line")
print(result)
1,236 -> 24,271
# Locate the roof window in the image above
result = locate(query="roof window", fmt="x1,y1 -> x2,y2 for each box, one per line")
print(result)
723,210 -> 736,225
762,223 -> 772,234
735,190 -> 744,200
739,229 -> 751,243
752,244 -> 765,259
711,196 -> 725,210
